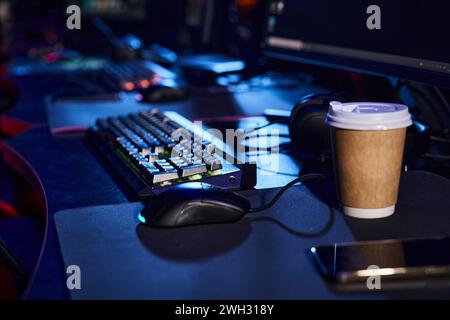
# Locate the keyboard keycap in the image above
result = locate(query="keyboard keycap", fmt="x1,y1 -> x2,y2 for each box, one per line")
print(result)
204,157 -> 222,171
178,163 -> 207,177
168,158 -> 207,177
151,170 -> 179,183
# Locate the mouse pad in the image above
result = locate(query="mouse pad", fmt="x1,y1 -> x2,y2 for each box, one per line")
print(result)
54,171 -> 450,299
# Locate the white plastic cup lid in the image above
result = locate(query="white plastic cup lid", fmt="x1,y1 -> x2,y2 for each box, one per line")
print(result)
326,101 -> 413,130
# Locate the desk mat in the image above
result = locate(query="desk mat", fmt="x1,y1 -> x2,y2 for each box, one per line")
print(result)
54,171 -> 450,299
46,93 -> 148,134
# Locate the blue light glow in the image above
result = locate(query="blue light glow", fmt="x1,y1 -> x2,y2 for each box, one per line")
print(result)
414,121 -> 428,133
138,212 -> 146,224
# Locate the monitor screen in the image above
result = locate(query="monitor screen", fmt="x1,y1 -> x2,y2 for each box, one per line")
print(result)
263,0 -> 450,87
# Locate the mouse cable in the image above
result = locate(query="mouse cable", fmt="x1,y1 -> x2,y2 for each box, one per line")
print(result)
246,173 -> 325,214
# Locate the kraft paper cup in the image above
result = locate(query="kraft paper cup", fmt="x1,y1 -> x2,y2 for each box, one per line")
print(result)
326,102 -> 412,219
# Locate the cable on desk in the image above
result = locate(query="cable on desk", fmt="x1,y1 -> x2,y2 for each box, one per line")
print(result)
246,173 -> 325,213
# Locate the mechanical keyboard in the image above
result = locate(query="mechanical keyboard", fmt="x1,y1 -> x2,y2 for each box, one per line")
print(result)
88,109 -> 256,198
101,61 -> 160,92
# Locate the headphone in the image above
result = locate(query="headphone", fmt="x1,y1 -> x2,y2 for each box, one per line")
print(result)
287,92 -> 430,160
288,93 -> 346,155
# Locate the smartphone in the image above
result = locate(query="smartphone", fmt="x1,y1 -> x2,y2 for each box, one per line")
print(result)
310,237 -> 450,283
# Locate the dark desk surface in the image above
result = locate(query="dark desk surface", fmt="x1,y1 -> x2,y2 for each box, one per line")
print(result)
4,73 -> 326,299
53,171 -> 450,299
5,73 -> 450,299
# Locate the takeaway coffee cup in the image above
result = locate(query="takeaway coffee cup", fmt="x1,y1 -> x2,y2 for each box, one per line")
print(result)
326,102 -> 412,219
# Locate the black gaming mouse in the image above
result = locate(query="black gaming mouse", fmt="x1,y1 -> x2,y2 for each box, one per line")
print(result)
138,182 -> 251,228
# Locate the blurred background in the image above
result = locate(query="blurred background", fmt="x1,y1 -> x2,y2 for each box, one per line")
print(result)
1,0 -> 450,300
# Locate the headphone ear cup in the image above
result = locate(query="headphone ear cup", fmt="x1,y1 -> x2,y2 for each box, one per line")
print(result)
288,94 -> 327,141
289,104 -> 330,152
288,93 -> 345,154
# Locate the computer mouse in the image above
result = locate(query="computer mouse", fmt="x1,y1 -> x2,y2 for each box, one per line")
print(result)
137,80 -> 189,103
138,182 -> 251,228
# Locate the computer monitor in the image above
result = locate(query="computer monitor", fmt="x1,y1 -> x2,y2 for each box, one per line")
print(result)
263,0 -> 450,88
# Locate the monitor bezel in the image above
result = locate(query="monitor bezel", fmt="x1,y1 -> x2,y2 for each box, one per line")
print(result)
262,4 -> 450,89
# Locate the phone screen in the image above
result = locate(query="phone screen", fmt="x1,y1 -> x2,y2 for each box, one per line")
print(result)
311,237 -> 450,281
